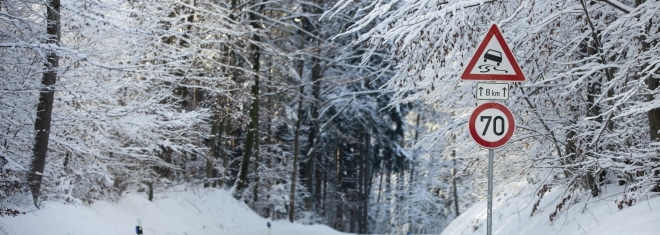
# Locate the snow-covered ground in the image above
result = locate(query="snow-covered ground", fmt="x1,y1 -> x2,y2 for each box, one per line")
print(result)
0,186 -> 349,235
2,182 -> 658,235
441,181 -> 660,235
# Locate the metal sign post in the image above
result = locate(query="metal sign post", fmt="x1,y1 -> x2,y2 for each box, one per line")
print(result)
487,149 -> 494,235
468,103 -> 515,235
461,24 -> 526,235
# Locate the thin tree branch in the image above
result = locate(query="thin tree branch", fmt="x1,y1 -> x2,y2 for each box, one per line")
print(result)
596,0 -> 633,14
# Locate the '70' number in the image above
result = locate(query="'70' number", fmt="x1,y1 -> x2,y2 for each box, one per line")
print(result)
480,115 -> 505,136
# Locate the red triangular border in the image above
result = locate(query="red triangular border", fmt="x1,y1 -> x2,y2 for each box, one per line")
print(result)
461,24 -> 526,82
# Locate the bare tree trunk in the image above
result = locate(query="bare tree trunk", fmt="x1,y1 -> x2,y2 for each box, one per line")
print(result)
298,4 -> 323,209
28,0 -> 60,207
147,181 -> 153,201
236,57 -> 259,195
384,161 -> 392,234
451,135 -> 460,217
289,86 -> 304,222
373,156 -> 384,226
334,144 -> 345,231
359,131 -> 371,234
219,118 -> 230,187
303,55 -> 322,210
646,57 -> 659,142
349,206 -> 357,233
356,137 -> 364,234
252,136 -> 260,205
288,30 -> 307,222
205,115 -> 222,188
235,1 -> 262,196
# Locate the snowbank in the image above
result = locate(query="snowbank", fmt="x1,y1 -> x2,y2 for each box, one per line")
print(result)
3,182 -> 658,235
441,181 -> 660,235
0,187 -> 349,235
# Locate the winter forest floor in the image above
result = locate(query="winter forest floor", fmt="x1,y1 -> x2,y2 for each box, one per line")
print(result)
0,183 -> 660,235
0,182 -> 658,235
441,181 -> 660,235
0,186 -> 349,235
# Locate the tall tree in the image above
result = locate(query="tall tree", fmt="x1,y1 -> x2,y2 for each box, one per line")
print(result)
28,0 -> 60,207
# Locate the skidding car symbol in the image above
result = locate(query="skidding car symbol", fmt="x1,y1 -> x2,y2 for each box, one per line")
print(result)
483,49 -> 502,66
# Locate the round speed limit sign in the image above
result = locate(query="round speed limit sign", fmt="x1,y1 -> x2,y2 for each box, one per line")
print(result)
469,102 -> 515,149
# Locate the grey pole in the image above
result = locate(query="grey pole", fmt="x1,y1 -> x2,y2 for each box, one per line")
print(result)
487,149 -> 494,235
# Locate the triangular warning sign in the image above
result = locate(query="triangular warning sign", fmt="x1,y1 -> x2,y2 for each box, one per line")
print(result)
461,24 -> 526,82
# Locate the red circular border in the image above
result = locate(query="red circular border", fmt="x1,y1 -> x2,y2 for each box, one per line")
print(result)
468,102 -> 515,149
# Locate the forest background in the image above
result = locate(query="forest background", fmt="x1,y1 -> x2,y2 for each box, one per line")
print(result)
1,0 -> 659,234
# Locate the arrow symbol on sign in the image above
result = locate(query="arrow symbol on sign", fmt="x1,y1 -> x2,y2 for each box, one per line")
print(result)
476,82 -> 509,101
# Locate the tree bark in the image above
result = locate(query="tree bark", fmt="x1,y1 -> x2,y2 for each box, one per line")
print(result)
636,0 -> 659,142
235,55 -> 260,195
647,66 -> 659,142
302,56 -> 322,210
220,118 -> 230,187
28,0 -> 60,207
205,115 -> 222,188
451,135 -> 460,218
334,144 -> 344,231
289,85 -> 304,222
235,6 -> 262,196
359,131 -> 371,234
298,4 -> 323,210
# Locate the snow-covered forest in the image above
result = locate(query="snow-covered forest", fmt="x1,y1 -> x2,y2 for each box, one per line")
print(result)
1,0 -> 658,234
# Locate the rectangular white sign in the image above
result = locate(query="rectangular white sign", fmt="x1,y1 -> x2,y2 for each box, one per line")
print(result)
476,82 -> 509,100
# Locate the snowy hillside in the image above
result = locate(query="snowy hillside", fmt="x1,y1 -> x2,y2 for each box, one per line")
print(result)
0,187 -> 349,235
441,181 -> 660,235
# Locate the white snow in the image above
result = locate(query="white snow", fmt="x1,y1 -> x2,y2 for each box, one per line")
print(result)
441,181 -> 660,235
0,186 -> 350,235
2,181 -> 658,235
